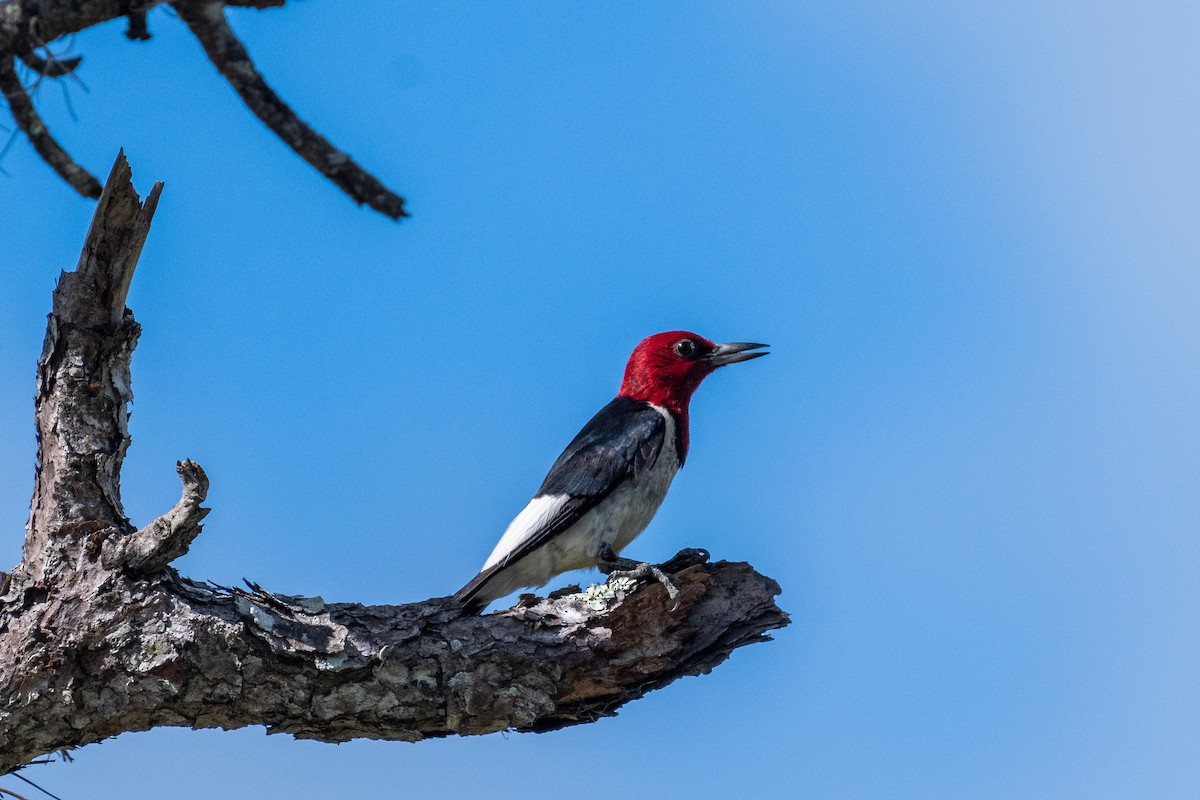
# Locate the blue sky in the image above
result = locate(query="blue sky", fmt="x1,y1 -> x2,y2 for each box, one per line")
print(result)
2,2 -> 1198,798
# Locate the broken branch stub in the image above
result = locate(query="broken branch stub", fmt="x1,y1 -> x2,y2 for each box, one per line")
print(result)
103,460 -> 210,573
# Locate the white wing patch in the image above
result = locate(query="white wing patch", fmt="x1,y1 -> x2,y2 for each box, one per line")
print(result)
482,494 -> 571,571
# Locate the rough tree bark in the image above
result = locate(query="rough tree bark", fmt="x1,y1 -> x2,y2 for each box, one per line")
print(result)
0,153 -> 789,775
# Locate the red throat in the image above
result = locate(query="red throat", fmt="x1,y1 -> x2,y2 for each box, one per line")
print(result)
617,331 -> 720,461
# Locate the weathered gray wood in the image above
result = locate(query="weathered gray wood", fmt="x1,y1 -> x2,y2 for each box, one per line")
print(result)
21,151 -> 160,584
102,459 -> 210,573
0,153 -> 788,775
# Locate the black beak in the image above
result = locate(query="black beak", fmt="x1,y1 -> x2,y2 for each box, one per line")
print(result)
706,341 -> 770,367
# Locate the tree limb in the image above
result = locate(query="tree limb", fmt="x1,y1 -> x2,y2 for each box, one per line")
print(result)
0,54 -> 100,196
22,150 -> 159,584
0,152 -> 787,774
172,1 -> 407,219
0,0 -> 406,217
1,556 -> 786,774
0,1 -> 284,52
17,50 -> 83,78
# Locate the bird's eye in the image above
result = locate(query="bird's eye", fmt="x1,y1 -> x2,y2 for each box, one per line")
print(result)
673,339 -> 697,359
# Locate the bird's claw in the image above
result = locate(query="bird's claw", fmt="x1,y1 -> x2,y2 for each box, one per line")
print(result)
605,562 -> 682,611
598,543 -> 703,610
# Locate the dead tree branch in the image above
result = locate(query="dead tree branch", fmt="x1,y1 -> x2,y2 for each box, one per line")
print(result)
172,1 -> 407,218
22,148 -> 160,581
17,51 -> 83,78
0,55 -> 100,196
0,0 -> 406,217
0,153 -> 788,775
101,459 -> 210,573
0,2 -> 285,60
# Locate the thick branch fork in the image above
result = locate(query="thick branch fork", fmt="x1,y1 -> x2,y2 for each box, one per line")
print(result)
0,153 -> 788,774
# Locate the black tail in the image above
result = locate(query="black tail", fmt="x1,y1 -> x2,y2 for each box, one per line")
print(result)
453,567 -> 500,615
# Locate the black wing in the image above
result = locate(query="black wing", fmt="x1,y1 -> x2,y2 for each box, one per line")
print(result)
537,395 -> 666,496
505,395 -> 665,564
454,396 -> 666,612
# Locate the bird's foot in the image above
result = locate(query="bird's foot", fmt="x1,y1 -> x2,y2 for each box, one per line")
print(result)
597,544 -> 705,611
606,562 -> 681,609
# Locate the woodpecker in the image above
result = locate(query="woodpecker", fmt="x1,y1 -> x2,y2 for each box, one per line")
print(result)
454,331 -> 768,614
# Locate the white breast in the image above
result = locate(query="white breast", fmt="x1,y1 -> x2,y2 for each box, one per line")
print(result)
478,405 -> 680,597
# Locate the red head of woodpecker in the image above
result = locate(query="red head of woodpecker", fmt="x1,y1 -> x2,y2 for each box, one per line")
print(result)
455,331 -> 768,614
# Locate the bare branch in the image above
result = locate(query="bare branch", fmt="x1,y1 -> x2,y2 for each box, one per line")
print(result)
1,560 -> 786,774
0,1 -> 285,51
102,460 -> 210,572
1,1 -> 406,217
172,1 -> 408,219
0,55 -> 99,196
64,148 -> 162,324
17,51 -> 83,78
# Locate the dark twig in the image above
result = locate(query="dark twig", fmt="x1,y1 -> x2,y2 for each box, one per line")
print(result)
11,772 -> 64,800
58,80 -> 78,123
172,1 -> 408,218
0,56 -> 100,197
0,0 -> 401,213
16,52 -> 83,78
